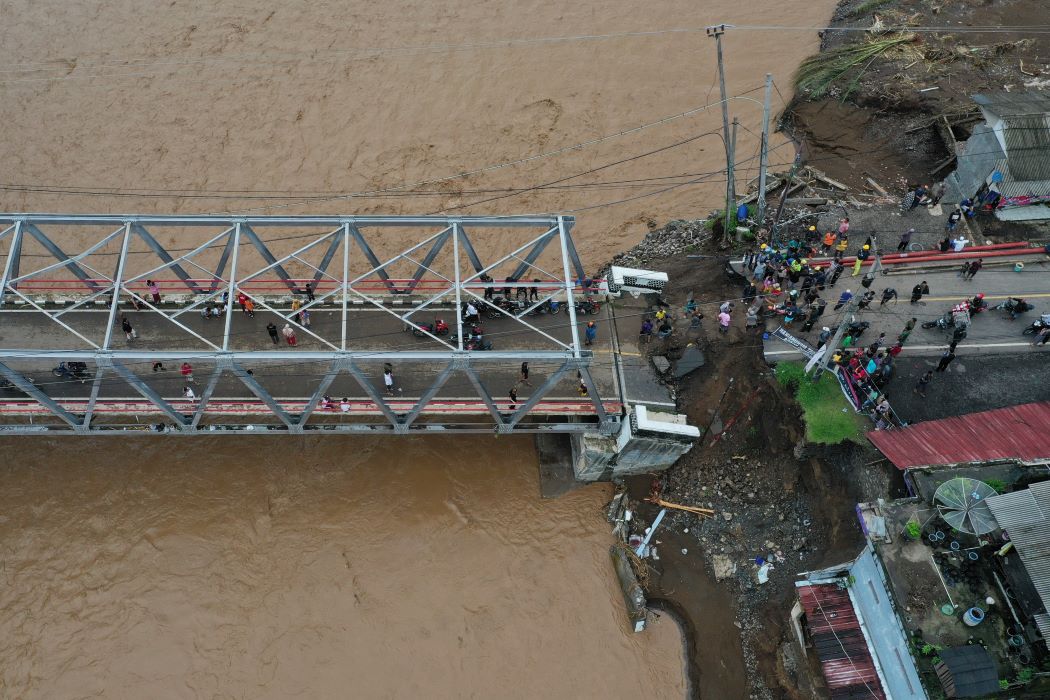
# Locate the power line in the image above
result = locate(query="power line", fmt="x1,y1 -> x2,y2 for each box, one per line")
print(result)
4,22 -> 1049,84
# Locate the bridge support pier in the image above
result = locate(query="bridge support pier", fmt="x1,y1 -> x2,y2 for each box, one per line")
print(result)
570,405 -> 700,482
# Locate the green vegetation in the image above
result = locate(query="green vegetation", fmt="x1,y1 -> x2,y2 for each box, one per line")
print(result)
1000,679 -> 1010,690
774,361 -> 867,445
986,478 -> 1007,494
795,35 -> 913,99
847,0 -> 896,17
1018,668 -> 1034,683
905,520 -> 921,540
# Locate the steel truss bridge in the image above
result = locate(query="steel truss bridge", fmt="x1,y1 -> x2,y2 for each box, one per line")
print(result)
0,214 -> 624,436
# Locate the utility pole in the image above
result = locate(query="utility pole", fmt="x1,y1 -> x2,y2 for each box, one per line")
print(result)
771,151 -> 803,249
812,299 -> 858,381
756,73 -> 773,227
706,24 -> 735,244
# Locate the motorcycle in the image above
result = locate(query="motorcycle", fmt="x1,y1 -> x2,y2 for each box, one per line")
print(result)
52,361 -> 92,383
845,320 -> 870,340
574,298 -> 601,315
922,305 -> 971,331
995,298 -> 1034,319
1022,313 -> 1050,335
464,336 -> 493,351
411,319 -> 450,338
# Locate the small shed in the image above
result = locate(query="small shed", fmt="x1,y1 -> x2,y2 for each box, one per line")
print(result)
934,646 -> 999,698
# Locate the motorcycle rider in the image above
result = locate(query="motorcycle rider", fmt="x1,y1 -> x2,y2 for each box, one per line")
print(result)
969,293 -> 987,314
1003,297 -> 1030,320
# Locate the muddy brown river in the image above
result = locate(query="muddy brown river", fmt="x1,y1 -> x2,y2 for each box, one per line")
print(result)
0,1 -> 835,696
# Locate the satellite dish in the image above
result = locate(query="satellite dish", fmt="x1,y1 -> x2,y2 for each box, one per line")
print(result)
934,477 -> 998,535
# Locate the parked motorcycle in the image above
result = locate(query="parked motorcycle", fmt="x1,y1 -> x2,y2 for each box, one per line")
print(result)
574,298 -> 601,315
411,319 -> 450,338
52,361 -> 92,383
1022,314 -> 1050,335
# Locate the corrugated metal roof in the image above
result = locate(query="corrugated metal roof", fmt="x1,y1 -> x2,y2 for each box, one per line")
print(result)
987,481 -> 1050,622
1002,114 -> 1050,181
993,158 -> 1050,198
974,92 -> 1050,117
1034,613 -> 1050,643
867,401 -> 1050,469
798,584 -> 887,699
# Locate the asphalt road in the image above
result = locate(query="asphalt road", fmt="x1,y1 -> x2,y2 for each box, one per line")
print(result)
750,256 -> 1050,359
0,302 -> 623,406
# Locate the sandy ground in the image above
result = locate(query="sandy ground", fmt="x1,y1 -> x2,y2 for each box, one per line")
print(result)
0,1 -> 836,268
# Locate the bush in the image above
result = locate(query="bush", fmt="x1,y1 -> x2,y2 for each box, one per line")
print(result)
906,521 -> 921,539
1018,668 -> 1034,683
986,478 -> 1007,494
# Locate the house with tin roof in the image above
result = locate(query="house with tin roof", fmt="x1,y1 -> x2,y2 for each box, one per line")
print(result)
947,92 -> 1050,221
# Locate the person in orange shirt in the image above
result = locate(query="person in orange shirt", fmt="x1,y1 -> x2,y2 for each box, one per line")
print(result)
821,231 -> 837,255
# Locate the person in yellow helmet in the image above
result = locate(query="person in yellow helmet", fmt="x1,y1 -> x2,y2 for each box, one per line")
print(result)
834,236 -> 849,260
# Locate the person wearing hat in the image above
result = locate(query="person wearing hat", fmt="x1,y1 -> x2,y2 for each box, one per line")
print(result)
834,236 -> 849,260
818,326 -> 833,346
822,230 -> 837,255
852,244 -> 871,276
897,228 -> 915,252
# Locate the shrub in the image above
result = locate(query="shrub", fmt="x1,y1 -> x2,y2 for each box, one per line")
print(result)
986,478 -> 1007,494
905,521 -> 921,539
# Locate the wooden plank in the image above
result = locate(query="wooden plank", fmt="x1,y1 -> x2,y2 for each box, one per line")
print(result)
865,177 -> 889,197
805,167 -> 849,191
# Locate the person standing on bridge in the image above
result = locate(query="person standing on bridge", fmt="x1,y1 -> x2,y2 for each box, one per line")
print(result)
639,318 -> 653,344
519,362 -> 533,387
121,315 -> 136,342
304,282 -> 316,303
914,370 -> 934,398
946,209 -> 962,233
896,228 -> 914,252
880,288 -> 898,306
964,258 -> 983,280
935,349 -> 956,372
584,321 -> 597,346
508,386 -> 518,410
266,322 -> 279,344
827,259 -> 844,287
383,367 -> 401,395
181,362 -> 194,382
898,318 -> 917,345
465,302 -> 479,326
146,279 -> 161,304
833,289 -> 853,311
282,323 -> 297,346
183,385 -> 196,401
910,281 -> 929,304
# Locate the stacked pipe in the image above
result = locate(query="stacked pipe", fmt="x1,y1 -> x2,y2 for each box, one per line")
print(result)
811,241 -> 1040,269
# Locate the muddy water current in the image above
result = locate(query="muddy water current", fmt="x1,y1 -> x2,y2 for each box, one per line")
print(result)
0,1 -> 837,696
0,437 -> 686,698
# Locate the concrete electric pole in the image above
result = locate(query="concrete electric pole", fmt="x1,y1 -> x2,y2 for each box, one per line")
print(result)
706,24 -> 735,244
756,73 -> 773,227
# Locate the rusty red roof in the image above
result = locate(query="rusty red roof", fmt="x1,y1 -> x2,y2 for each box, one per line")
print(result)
797,584 -> 887,699
868,401 -> 1050,470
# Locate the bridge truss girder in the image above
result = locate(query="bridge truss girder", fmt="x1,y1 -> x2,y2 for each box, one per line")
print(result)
0,214 -> 619,436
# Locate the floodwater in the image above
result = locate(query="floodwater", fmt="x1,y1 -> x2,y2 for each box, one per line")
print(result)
0,1 -> 836,697
0,437 -> 686,698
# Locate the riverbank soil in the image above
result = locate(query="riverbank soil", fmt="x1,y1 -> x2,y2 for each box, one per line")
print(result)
785,0 -> 1048,194
622,250 -> 905,699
